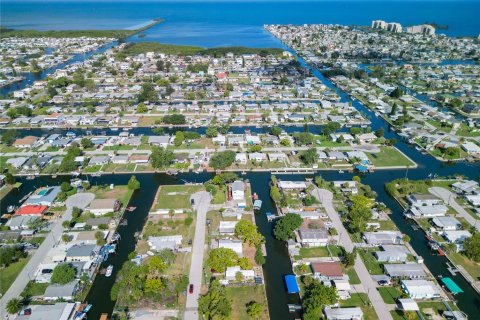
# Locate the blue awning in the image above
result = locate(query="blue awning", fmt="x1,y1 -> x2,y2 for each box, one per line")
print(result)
284,275 -> 299,294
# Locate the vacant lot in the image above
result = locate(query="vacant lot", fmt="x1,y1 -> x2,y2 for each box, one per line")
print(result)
226,285 -> 269,320
367,147 -> 414,167
153,185 -> 203,210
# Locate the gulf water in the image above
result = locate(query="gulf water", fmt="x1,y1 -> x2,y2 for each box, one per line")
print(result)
2,0 -> 480,49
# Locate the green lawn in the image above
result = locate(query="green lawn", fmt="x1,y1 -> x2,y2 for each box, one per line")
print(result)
340,293 -> 379,320
367,147 -> 414,167
378,286 -> 403,304
344,266 -> 361,285
391,310 -> 420,320
226,286 -> 269,320
448,251 -> 480,280
142,215 -> 195,244
358,250 -> 384,275
0,257 -> 30,295
154,185 -> 204,210
22,281 -> 49,297
211,185 -> 227,204
417,301 -> 456,319
90,185 -> 133,206
103,145 -> 134,151
298,245 -> 343,259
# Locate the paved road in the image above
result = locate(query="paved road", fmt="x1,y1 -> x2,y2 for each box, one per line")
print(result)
311,188 -> 394,320
429,187 -> 479,232
0,193 -> 94,319
184,191 -> 211,320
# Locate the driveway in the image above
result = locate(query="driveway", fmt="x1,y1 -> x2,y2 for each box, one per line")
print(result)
184,191 -> 211,320
311,188 -> 393,320
0,192 -> 94,319
429,187 -> 479,232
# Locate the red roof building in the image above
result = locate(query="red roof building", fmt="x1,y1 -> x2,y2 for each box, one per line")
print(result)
311,261 -> 344,279
15,205 -> 48,216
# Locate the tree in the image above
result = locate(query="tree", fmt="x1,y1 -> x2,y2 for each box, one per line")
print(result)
390,103 -> 398,115
174,274 -> 189,298
294,132 -> 314,146
269,126 -> 282,137
4,172 -> 16,185
343,248 -> 357,267
81,137 -> 93,149
348,195 -> 373,233
235,219 -> 264,246
207,248 -> 238,273
61,181 -> 72,193
375,128 -> 384,138
62,234 -> 72,243
150,146 -> 174,169
238,257 -> 253,270
211,172 -> 238,185
51,263 -> 76,284
321,122 -> 341,136
136,102 -> 148,113
300,148 -> 318,165
6,298 -> 22,315
148,256 -> 167,274
1,129 -> 18,146
270,185 -> 282,203
138,82 -> 158,102
174,131 -> 184,146
198,280 -> 232,320
389,87 -> 403,98
273,213 -> 303,241
206,126 -> 219,138
255,245 -> 265,265
95,231 -> 106,245
402,235 -> 411,243
464,232 -> 480,262
162,114 -> 186,125
302,281 -> 338,318
248,145 -> 262,153
209,150 -> 236,170
128,175 -> 141,190
246,301 -> 263,319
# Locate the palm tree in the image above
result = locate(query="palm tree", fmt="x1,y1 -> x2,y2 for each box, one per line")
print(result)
6,298 -> 22,314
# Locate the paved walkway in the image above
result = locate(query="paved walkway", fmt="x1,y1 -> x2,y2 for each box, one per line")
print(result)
0,193 -> 94,319
184,191 -> 211,320
311,188 -> 393,320
429,187 -> 479,232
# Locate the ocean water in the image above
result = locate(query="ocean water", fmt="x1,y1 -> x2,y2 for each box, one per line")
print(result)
2,1 -> 480,48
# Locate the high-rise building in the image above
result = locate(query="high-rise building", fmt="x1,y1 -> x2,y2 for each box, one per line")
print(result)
371,20 -> 387,30
406,24 -> 436,35
386,22 -> 403,33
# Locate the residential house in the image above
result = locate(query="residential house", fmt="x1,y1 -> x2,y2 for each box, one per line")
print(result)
43,280 -> 79,301
384,263 -> 427,279
232,180 -> 245,200
401,280 -> 441,299
374,245 -> 409,263
363,231 -> 403,245
148,235 -> 183,251
298,228 -> 329,247
13,136 -> 38,148
311,261 -> 343,280
219,221 -> 238,235
225,266 -> 255,281
218,239 -> 243,257
88,198 -> 120,216
324,307 -> 363,320
65,244 -> 99,262
431,216 -> 462,231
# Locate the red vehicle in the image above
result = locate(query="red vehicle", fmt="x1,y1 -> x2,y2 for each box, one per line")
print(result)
189,284 -> 194,294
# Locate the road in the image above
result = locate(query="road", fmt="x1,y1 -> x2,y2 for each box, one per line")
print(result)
429,187 -> 480,232
184,191 -> 211,320
311,188 -> 394,320
0,193 -> 94,319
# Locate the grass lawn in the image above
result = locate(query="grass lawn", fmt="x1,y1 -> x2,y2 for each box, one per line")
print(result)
22,281 -> 49,297
340,293 -> 379,320
103,145 -> 134,151
0,257 -> 30,295
226,286 -> 269,320
143,215 -> 195,244
154,185 -> 204,210
378,286 -> 403,304
84,164 -> 103,173
90,185 -> 133,206
344,266 -> 361,285
367,147 -> 414,167
391,310 -> 420,320
211,185 -> 227,204
298,245 -> 342,259
417,301 -> 455,318
448,251 -> 480,280
358,250 -> 384,275
378,219 -> 399,231
0,184 -> 14,200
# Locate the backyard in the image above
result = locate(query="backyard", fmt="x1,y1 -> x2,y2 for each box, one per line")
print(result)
153,185 -> 204,210
226,285 -> 269,320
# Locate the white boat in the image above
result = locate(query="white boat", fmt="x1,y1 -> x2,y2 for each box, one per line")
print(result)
105,265 -> 113,277
111,127 -> 119,131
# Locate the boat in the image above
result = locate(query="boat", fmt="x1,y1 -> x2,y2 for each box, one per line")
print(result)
241,170 -> 246,175
166,169 -> 179,176
126,206 -> 136,212
437,248 -> 445,256
122,127 -> 130,131
111,233 -> 121,242
100,313 -> 109,320
265,212 -> 275,221
91,172 -> 102,177
83,304 -> 92,313
253,199 -> 262,210
105,265 -> 113,277
119,219 -> 128,226
252,193 -> 259,201
338,170 -> 344,173
111,127 -> 119,131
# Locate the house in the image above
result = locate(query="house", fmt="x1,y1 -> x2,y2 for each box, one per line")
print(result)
461,141 -> 480,155
212,135 -> 226,146
298,228 -> 329,247
407,194 -> 441,206
148,235 -> 183,251
88,155 -> 109,166
431,216 -> 462,231
6,215 -> 39,230
16,302 -> 77,320
218,239 -> 243,257
65,244 -> 99,262
7,156 -> 29,168
13,136 -> 39,148
277,181 -> 307,190
443,230 -> 471,244
235,153 -> 248,164
374,245 -> 409,263
15,205 -> 49,216
357,132 -> 378,144
148,135 -> 171,148
248,152 -> 267,162
384,263 -> 427,279
401,280 -> 441,299
324,307 -> 363,320
465,194 -> 480,206
25,186 -> 61,206
363,231 -> 403,245
452,180 -> 479,194
219,221 -> 238,235
43,280 -> 79,301
311,261 -> 343,280
397,298 -> 419,311
111,154 -> 129,164
88,198 -> 120,216
225,266 -> 255,281
129,154 -> 150,164
409,204 -> 448,218
268,152 -> 287,162
85,217 -> 112,230
231,180 -> 245,200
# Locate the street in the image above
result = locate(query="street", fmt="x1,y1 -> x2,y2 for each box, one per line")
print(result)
0,193 -> 94,319
184,191 -> 211,320
311,188 -> 394,320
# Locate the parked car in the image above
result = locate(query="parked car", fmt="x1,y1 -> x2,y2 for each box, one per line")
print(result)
189,284 -> 194,294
